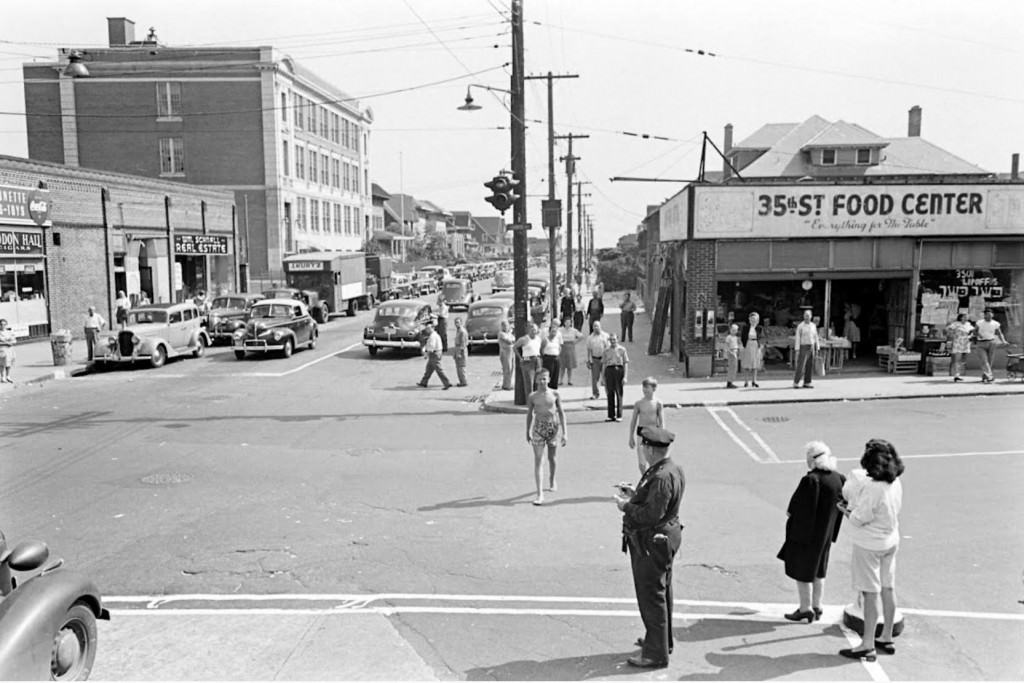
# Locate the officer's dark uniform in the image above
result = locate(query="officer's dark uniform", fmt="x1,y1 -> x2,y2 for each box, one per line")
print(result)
621,426 -> 686,666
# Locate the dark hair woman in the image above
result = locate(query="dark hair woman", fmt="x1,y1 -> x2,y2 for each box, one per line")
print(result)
777,441 -> 845,623
837,438 -> 905,662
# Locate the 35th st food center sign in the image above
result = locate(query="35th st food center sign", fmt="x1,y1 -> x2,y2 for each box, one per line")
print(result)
684,184 -> 1024,239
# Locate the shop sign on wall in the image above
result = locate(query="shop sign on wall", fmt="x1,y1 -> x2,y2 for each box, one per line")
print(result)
173,234 -> 230,255
692,184 -> 1024,239
659,187 -> 689,242
0,184 -> 51,227
0,230 -> 44,255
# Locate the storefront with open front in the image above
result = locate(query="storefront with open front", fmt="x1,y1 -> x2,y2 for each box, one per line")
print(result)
0,184 -> 52,338
660,182 -> 1024,376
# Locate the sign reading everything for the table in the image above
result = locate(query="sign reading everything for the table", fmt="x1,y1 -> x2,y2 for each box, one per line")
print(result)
174,234 -> 230,255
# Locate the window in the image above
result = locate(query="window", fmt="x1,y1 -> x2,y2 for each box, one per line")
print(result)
331,158 -> 340,188
821,149 -> 837,165
156,82 -> 181,119
320,106 -> 329,138
334,203 -> 343,233
353,126 -> 360,153
856,148 -> 871,165
309,153 -> 318,184
321,153 -> 330,185
355,208 -> 362,236
323,202 -> 330,234
296,197 -> 307,231
282,141 -> 289,177
341,119 -> 349,149
169,310 -> 183,323
294,95 -> 304,130
159,137 -> 185,175
352,164 -> 360,194
307,102 -> 316,133
363,169 -> 369,196
281,92 -> 288,124
310,199 -> 319,231
331,113 -> 339,143
344,205 -> 352,235
295,147 -> 305,180
343,163 -> 350,192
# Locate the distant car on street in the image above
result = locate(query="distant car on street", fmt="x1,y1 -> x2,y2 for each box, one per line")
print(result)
439,278 -> 476,312
412,271 -> 438,296
95,302 -> 211,369
206,292 -> 265,344
232,299 -> 318,359
465,299 -> 514,352
391,273 -> 413,299
362,299 -> 434,356
492,270 -> 514,293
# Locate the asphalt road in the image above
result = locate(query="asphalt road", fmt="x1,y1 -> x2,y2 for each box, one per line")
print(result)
1,274 -> 1022,681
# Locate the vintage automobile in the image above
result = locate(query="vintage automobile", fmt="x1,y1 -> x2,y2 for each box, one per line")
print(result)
206,292 -> 265,344
528,277 -> 550,297
492,270 -> 514,293
95,302 -> 211,369
0,528 -> 110,680
362,299 -> 434,356
261,287 -> 330,324
465,298 -> 514,352
438,278 -> 476,312
233,299 -> 318,359
419,265 -> 451,285
412,271 -> 438,296
391,273 -> 413,299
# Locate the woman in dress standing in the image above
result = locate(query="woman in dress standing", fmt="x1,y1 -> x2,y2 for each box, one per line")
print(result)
0,318 -> 16,384
558,316 -> 581,386
777,441 -> 846,622
739,311 -> 765,387
945,313 -> 973,382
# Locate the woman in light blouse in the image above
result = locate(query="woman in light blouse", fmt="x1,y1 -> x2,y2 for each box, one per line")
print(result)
945,314 -> 973,382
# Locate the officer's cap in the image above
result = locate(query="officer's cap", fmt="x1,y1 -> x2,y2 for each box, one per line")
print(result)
639,426 -> 675,448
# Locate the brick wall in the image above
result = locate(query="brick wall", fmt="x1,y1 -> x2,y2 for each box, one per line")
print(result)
684,240 -> 717,358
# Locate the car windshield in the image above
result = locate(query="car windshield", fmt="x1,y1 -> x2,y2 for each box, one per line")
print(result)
470,306 -> 505,318
212,297 -> 246,309
251,304 -> 293,319
495,272 -> 514,286
443,283 -> 465,295
377,305 -> 417,319
128,310 -> 167,324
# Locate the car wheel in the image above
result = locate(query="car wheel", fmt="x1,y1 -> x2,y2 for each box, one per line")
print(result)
282,339 -> 294,358
193,336 -> 206,358
150,345 -> 166,368
50,602 -> 97,681
314,305 -> 329,324
368,346 -> 378,356
309,333 -> 317,350
234,350 -> 246,360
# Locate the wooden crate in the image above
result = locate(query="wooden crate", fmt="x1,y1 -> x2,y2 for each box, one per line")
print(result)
888,352 -> 920,375
926,356 -> 951,376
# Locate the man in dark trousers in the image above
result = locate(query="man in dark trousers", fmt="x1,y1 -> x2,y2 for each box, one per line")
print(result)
586,288 -> 604,333
614,426 -> 686,669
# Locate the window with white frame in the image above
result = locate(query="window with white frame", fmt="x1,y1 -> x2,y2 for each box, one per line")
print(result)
295,147 -> 305,180
331,158 -> 340,188
294,95 -> 304,130
334,203 -> 343,233
342,163 -> 350,192
323,202 -> 331,234
352,164 -> 360,194
344,206 -> 352,235
309,153 -> 318,184
282,141 -> 290,177
310,199 -> 320,231
320,107 -> 329,138
158,137 -> 184,175
363,169 -> 369,196
355,208 -> 361,237
281,92 -> 288,124
321,153 -> 330,185
296,197 -> 307,231
331,113 -> 339,143
856,148 -> 871,165
307,100 -> 316,132
156,82 -> 181,119
821,149 -> 837,165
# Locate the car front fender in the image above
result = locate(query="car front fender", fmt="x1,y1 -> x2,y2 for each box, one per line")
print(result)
0,569 -> 107,680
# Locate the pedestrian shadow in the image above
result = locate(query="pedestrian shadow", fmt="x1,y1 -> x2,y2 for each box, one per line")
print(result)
418,492 -> 535,511
676,650 -> 848,680
464,650 -> 636,680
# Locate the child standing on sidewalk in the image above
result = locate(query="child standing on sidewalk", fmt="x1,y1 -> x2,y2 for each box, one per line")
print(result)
725,323 -> 740,389
628,377 -> 664,475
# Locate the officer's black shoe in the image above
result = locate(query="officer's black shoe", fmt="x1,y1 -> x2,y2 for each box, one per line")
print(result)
626,656 -> 668,669
634,638 -> 673,654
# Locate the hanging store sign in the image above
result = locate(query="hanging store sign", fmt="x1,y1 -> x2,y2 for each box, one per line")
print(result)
0,184 -> 52,227
173,234 -> 230,255
0,230 -> 45,256
284,260 -> 325,271
688,184 -> 1024,239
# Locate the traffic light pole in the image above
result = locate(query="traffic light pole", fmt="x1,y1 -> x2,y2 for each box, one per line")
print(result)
510,0 -> 529,405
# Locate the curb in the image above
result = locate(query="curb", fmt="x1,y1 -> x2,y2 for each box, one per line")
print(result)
19,365 -> 91,386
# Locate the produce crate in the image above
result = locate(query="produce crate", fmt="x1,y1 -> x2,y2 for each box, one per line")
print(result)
926,356 -> 951,376
888,352 -> 920,374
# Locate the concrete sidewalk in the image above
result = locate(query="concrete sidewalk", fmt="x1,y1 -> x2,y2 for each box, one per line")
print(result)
0,336 -> 91,394
483,295 -> 1024,413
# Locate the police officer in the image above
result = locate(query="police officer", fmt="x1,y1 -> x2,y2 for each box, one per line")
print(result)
613,425 -> 685,669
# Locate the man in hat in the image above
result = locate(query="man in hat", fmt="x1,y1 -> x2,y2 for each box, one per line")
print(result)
417,320 -> 452,390
613,425 -> 686,669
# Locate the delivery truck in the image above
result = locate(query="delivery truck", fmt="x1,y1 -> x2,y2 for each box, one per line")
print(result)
365,254 -> 395,302
282,252 -> 372,322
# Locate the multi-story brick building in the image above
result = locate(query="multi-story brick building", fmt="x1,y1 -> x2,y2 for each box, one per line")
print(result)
22,17 -> 372,290
0,154 -> 236,338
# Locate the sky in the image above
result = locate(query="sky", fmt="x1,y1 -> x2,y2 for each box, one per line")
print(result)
2,0 -> 1023,248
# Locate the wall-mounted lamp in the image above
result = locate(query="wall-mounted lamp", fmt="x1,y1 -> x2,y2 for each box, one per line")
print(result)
64,50 -> 90,78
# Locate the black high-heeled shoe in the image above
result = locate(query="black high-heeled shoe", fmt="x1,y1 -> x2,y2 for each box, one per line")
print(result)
784,608 -> 815,623
812,606 -> 822,621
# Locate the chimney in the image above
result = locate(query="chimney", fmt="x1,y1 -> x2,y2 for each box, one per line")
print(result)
908,105 -> 922,137
722,123 -> 734,180
1013,153 -> 1020,181
107,17 -> 135,47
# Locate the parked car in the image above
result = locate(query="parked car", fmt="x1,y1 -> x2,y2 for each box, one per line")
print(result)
206,293 -> 264,344
412,271 -> 438,296
95,302 -> 211,369
362,299 -> 434,356
391,273 -> 413,299
261,287 -> 330,323
232,299 -> 318,359
492,270 -> 514,293
528,278 -> 549,297
465,298 -> 514,352
439,278 -> 476,312
420,265 -> 451,284
0,527 -> 110,681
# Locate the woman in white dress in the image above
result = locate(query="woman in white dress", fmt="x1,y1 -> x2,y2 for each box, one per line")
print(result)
558,317 -> 581,386
739,311 -> 764,387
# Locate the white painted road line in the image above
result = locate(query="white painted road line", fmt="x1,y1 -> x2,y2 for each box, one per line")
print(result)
238,341 -> 363,377
841,625 -> 890,683
770,449 -> 1024,464
705,406 -> 779,463
705,406 -> 763,462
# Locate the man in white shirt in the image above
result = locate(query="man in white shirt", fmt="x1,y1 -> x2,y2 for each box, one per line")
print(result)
586,321 -> 610,400
974,308 -> 1007,383
435,293 -> 449,352
514,323 -> 543,393
83,306 -> 106,361
793,309 -> 820,389
417,321 -> 452,390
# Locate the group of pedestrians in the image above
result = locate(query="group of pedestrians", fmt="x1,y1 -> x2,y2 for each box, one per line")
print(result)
945,307 -> 1009,383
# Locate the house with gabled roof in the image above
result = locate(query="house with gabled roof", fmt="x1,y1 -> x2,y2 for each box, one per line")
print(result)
473,216 -> 511,257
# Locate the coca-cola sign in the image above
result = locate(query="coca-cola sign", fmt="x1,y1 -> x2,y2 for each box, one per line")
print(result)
0,183 -> 52,227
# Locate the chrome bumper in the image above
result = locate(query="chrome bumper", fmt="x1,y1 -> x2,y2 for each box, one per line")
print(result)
234,339 -> 285,352
363,337 -> 421,349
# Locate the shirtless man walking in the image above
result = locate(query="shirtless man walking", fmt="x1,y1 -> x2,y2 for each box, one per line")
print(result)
525,368 -> 567,506
628,377 -> 665,475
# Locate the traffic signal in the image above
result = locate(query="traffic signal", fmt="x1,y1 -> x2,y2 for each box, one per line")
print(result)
484,173 -> 520,213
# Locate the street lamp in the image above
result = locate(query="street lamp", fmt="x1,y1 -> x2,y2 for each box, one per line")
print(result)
455,83 -> 511,111
63,50 -> 90,78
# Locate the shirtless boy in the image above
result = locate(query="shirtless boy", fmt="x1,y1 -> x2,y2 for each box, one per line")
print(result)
525,368 -> 567,506
627,376 -> 664,474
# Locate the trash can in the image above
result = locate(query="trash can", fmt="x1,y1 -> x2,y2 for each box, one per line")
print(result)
50,329 -> 73,366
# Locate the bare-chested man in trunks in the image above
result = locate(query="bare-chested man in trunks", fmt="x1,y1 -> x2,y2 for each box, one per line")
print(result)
525,368 -> 567,506
628,376 -> 664,475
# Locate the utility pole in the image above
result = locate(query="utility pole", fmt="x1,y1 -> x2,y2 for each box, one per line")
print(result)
525,71 -> 578,315
557,133 -> 588,287
510,0 -> 529,405
576,180 -> 591,285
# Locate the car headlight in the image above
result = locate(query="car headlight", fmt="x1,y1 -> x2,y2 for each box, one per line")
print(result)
209,315 -> 220,327
364,327 -> 373,335
131,334 -> 140,344
233,329 -> 246,339
271,330 -> 284,340
106,337 -> 117,348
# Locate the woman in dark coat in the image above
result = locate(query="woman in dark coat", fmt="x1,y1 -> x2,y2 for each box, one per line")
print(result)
777,440 -> 846,622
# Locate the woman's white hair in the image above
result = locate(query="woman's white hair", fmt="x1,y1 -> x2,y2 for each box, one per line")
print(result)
805,440 -> 837,471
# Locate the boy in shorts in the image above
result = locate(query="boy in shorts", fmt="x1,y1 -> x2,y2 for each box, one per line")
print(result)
526,368 -> 567,506
628,377 -> 664,474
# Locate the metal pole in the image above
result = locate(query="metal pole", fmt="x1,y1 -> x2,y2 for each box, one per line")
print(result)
511,0 -> 529,405
565,158 -> 573,286
546,73 -> 557,316
577,180 -> 583,282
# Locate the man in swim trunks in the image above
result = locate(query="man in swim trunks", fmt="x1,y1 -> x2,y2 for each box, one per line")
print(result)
526,368 -> 567,506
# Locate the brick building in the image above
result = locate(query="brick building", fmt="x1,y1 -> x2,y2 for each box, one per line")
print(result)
22,17 -> 372,290
645,109 -> 1024,376
0,155 -> 236,339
